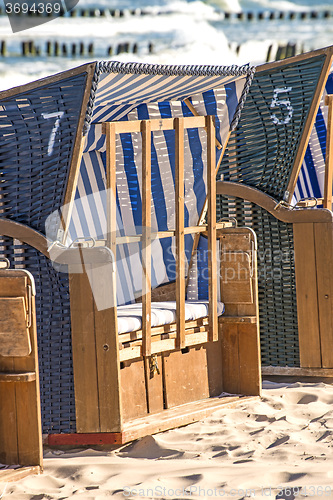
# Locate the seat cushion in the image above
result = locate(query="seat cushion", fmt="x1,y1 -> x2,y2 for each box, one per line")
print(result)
117,300 -> 224,334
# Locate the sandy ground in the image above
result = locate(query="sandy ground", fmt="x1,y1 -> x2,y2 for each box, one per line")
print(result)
3,379 -> 333,500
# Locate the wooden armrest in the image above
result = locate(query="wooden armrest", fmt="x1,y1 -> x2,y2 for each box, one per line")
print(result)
0,218 -> 50,257
216,181 -> 333,223
0,372 -> 36,382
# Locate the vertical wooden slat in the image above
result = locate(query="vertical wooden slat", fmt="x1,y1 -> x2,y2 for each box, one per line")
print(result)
106,122 -> 117,253
324,95 -> 333,209
69,267 -> 100,432
0,359 -> 18,465
238,323 -> 262,396
293,223 -> 322,367
92,263 -> 122,432
96,122 -> 122,432
61,136 -> 86,244
314,222 -> 333,367
141,120 -> 152,357
221,324 -> 240,395
174,118 -> 186,349
15,285 -> 43,467
206,115 -> 218,341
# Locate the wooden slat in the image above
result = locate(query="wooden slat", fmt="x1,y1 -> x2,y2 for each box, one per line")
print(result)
60,63 -> 97,241
18,277 -> 43,468
262,366 -> 333,377
91,264 -> 123,433
115,225 -> 209,244
119,324 -> 208,346
105,122 -> 117,251
0,297 -> 30,357
183,98 -> 222,150
141,120 -> 152,357
69,268 -> 100,432
102,116 -> 206,135
220,316 -> 257,324
175,117 -> 186,349
206,116 -> 218,341
93,121 -> 122,433
119,346 -> 142,362
119,330 -> 211,362
324,95 -> 333,209
162,347 -> 210,409
144,354 -> 164,415
238,323 -> 262,396
0,372 -> 36,382
60,136 -> 86,244
118,317 -> 209,343
120,360 -> 148,421
0,360 -> 18,465
221,323 -> 240,394
293,223 -> 322,367
0,276 -> 27,298
314,222 -> 333,367
0,466 -> 41,483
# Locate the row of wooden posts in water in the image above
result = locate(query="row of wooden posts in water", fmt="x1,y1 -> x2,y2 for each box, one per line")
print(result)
0,40 -> 155,58
0,6 -> 332,20
0,40 -> 304,61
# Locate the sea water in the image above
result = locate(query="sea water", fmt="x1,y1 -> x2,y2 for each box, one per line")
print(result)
0,0 -> 332,90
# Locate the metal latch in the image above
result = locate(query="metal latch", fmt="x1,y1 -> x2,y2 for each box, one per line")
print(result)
149,354 -> 160,378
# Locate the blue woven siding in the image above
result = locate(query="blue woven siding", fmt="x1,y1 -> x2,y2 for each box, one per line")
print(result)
0,72 -> 87,233
1,238 -> 76,433
219,54 -> 326,200
0,72 -> 88,433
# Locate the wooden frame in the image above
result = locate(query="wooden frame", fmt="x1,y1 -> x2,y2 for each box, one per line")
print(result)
101,116 -> 220,356
0,268 -> 42,480
45,117 -> 262,444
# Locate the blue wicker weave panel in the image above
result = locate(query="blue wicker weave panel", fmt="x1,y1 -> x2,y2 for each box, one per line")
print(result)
0,72 -> 87,234
219,54 -> 326,200
0,71 -> 89,433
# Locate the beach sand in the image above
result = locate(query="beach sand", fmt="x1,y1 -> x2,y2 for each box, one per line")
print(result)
3,379 -> 333,499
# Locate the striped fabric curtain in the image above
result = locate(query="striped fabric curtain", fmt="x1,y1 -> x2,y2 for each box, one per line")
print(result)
294,71 -> 333,202
65,62 -> 254,305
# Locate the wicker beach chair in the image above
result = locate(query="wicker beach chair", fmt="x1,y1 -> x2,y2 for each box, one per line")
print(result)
0,60 -> 262,443
216,46 -> 333,374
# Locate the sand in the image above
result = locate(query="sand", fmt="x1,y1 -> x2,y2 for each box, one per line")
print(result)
3,380 -> 333,499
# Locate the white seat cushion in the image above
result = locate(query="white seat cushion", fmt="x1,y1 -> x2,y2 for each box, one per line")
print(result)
117,300 -> 224,334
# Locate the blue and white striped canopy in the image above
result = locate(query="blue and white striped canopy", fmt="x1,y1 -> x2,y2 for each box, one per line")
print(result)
294,71 -> 333,202
65,61 -> 254,305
